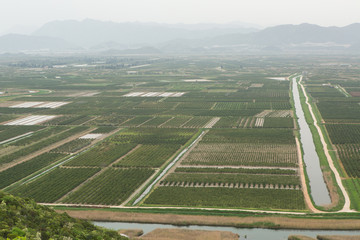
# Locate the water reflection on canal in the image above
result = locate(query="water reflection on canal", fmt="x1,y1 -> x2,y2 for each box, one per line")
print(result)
292,76 -> 331,205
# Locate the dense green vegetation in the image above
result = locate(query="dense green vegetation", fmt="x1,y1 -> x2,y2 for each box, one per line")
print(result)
51,138 -> 92,153
64,168 -> 154,205
8,126 -> 66,146
326,124 -> 360,144
112,128 -> 197,145
182,143 -> 297,167
263,117 -> 294,128
10,167 -> 100,203
0,126 -> 44,143
0,191 -> 126,239
144,187 -> 306,210
65,142 -> 136,167
91,126 -> 117,133
336,144 -> 360,178
114,144 -> 180,167
0,153 -> 67,189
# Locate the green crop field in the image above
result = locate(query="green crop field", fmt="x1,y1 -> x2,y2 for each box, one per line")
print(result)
144,187 -> 305,210
63,168 -> 155,205
114,144 -> 180,167
10,167 -> 100,203
65,143 -> 136,167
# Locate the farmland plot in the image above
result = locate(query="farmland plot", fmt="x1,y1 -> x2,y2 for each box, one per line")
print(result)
176,102 -> 215,110
213,116 -> 241,128
336,144 -> 360,178
263,117 -> 294,128
112,128 -> 197,145
120,116 -> 152,127
213,102 -> 247,111
114,144 -> 180,167
326,124 -> 360,144
9,126 -> 67,146
88,115 -> 131,126
63,168 -> 154,205
50,139 -> 92,154
181,143 -> 298,167
144,187 -> 305,210
65,143 -> 136,167
4,115 -> 57,125
175,167 -> 297,175
161,172 -> 300,187
181,116 -> 213,128
139,116 -> 173,128
0,126 -> 44,143
0,152 -> 67,189
10,167 -> 100,203
159,116 -> 193,128
180,129 -> 297,167
201,129 -> 296,144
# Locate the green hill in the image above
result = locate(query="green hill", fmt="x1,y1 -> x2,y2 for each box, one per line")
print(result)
0,191 -> 127,240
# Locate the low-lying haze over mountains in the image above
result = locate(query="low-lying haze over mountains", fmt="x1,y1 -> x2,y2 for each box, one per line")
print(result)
1,19 -> 360,54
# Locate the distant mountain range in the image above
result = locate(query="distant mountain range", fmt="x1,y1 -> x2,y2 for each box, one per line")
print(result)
0,19 -> 360,54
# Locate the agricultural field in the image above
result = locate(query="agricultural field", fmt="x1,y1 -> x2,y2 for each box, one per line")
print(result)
1,55 -> 359,213
62,168 -> 155,205
64,142 -> 136,167
10,167 -> 100,203
114,144 -> 181,167
145,127 -> 303,210
144,187 -> 305,210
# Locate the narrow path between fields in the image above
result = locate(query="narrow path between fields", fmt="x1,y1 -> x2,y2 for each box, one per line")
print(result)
132,130 -> 207,205
297,75 -> 353,212
41,203 -> 307,216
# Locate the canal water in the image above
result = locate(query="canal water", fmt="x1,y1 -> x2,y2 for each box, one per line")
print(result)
292,76 -> 331,205
94,221 -> 360,240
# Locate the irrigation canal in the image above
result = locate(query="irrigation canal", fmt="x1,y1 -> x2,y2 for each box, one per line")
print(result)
292,76 -> 331,205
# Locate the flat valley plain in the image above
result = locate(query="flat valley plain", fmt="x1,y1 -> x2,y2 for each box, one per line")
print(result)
1,55 -> 360,224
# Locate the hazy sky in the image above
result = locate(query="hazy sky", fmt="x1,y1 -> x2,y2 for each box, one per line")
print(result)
1,0 -> 360,33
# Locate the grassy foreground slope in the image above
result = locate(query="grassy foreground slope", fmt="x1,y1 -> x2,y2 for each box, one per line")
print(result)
0,191 -> 127,240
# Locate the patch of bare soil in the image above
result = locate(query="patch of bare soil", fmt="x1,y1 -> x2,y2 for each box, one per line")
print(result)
138,228 -> 239,240
349,92 -> 360,97
321,171 -> 340,210
317,236 -> 360,240
288,235 -> 315,240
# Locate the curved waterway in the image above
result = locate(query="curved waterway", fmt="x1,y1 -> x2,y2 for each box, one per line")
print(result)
292,76 -> 331,205
94,221 -> 360,240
